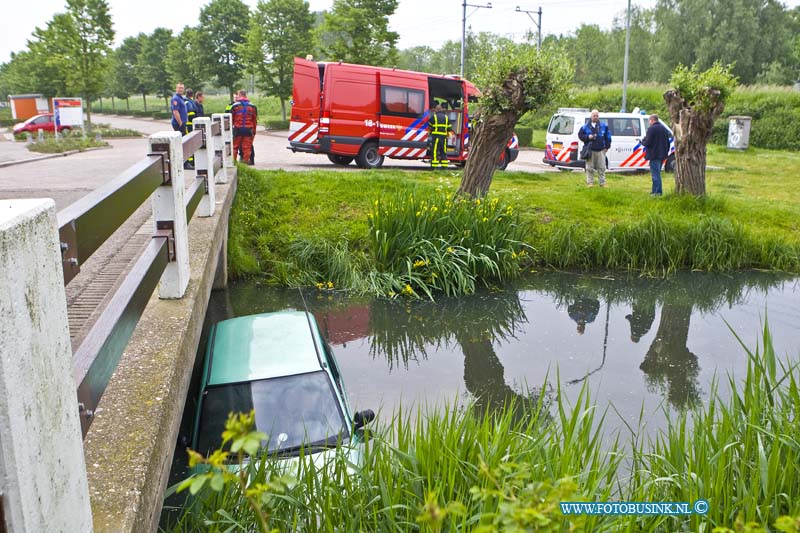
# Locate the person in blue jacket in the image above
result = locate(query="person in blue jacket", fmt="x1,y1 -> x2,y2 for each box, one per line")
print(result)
578,109 -> 612,187
640,114 -> 671,196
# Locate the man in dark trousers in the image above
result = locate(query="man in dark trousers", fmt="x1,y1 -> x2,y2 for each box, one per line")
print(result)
170,82 -> 193,170
230,90 -> 258,165
640,114 -> 671,196
428,103 -> 450,169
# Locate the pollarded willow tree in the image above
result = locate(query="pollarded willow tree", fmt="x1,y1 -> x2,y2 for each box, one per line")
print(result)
459,44 -> 571,198
664,62 -> 737,196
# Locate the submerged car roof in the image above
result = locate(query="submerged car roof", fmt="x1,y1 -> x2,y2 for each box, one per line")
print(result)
207,311 -> 325,386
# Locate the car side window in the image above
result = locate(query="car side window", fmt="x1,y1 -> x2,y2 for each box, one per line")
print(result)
607,118 -> 640,137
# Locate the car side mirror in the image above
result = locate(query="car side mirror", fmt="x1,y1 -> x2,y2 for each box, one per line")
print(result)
353,409 -> 375,429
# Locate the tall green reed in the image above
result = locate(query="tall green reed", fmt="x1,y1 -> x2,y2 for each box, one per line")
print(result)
165,323 -> 800,532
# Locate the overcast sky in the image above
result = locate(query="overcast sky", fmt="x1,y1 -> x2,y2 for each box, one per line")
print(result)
2,0 -> 799,64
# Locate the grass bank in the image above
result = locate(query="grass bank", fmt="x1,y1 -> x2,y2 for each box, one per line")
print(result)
229,145 -> 800,293
164,325 -> 800,532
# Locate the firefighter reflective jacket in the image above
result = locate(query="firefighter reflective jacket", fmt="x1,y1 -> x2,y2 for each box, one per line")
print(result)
231,99 -> 258,135
429,111 -> 450,136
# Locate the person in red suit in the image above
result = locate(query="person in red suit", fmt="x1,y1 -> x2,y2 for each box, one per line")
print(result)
230,90 -> 258,165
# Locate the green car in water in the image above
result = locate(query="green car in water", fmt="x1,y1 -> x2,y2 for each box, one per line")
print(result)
191,310 -> 374,462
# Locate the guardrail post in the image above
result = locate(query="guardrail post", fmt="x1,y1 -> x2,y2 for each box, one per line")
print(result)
193,117 -> 216,217
223,112 -> 234,170
149,131 -> 190,298
211,113 -> 228,184
0,199 -> 93,533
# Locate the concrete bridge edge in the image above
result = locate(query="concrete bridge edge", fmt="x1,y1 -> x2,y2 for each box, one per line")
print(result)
82,169 -> 238,532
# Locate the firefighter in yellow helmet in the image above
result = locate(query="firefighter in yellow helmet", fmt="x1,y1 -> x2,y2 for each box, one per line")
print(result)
428,102 -> 451,169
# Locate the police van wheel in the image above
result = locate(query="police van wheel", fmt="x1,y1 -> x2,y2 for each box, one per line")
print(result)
328,154 -> 354,166
356,142 -> 384,169
665,154 -> 676,172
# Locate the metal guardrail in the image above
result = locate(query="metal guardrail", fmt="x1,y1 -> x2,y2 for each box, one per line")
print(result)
56,119 -> 232,437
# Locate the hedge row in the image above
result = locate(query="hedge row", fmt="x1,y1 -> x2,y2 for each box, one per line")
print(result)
521,84 -> 800,151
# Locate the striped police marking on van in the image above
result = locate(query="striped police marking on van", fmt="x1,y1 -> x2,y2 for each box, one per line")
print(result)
620,143 -> 648,168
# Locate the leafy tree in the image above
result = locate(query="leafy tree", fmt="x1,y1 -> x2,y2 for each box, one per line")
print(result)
25,1 -> 115,127
198,0 -> 251,99
663,62 -> 737,196
459,44 -> 572,198
396,45 -> 437,73
316,0 -> 399,66
137,28 -> 174,109
112,34 -> 146,111
167,27 -> 206,92
568,25 -> 614,85
25,16 -> 74,98
608,6 -> 655,84
654,0 -> 794,84
243,0 -> 314,120
61,0 -> 115,127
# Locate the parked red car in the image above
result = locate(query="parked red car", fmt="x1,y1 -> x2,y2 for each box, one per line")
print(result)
12,114 -> 72,135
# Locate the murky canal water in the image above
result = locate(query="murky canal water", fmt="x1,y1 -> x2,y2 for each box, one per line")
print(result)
164,271 -> 799,520
204,271 -> 799,424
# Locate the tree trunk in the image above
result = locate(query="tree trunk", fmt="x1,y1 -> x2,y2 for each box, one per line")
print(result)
142,93 -> 147,112
98,97 -> 103,112
111,96 -> 115,113
458,112 -> 517,198
126,98 -> 130,112
86,100 -> 93,132
664,88 -> 725,196
280,98 -> 287,121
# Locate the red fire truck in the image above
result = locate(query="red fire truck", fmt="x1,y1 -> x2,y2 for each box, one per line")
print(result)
288,58 -> 519,169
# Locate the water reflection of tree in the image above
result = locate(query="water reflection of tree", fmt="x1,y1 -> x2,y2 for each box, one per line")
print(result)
367,291 -> 526,369
525,271 -> 791,409
368,290 -> 546,418
639,302 -> 700,408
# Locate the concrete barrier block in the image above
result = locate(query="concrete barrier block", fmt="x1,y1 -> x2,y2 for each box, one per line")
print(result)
0,199 -> 93,533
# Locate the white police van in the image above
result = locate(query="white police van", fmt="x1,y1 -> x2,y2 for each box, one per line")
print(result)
543,108 -> 675,171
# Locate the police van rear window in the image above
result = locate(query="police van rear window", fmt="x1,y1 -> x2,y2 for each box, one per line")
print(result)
548,115 -> 574,135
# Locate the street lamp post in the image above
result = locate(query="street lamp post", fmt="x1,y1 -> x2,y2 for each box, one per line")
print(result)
621,0 -> 632,112
461,0 -> 493,78
515,5 -> 542,49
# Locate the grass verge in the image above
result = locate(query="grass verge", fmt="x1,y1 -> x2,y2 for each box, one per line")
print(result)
163,323 -> 800,532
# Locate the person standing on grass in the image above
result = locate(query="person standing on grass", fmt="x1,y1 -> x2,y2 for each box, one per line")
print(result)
578,109 -> 612,187
640,114 -> 671,196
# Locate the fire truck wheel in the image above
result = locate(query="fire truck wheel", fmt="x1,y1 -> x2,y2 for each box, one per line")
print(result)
496,148 -> 510,171
327,154 -> 355,166
356,141 -> 384,169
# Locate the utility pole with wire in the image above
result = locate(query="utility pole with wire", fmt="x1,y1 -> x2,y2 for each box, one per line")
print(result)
621,0 -> 632,112
461,0 -> 493,77
515,5 -> 542,49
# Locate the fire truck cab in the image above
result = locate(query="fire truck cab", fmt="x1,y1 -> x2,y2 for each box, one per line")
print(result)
289,58 -> 519,169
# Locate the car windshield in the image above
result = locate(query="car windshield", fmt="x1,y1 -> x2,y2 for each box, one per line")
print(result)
548,115 -> 574,135
197,371 -> 349,457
